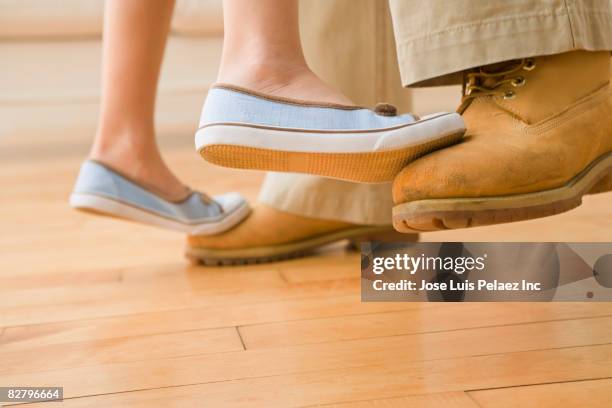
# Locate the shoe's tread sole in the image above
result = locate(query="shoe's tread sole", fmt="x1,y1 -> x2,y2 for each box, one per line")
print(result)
186,227 -> 415,266
393,152 -> 612,232
199,131 -> 464,183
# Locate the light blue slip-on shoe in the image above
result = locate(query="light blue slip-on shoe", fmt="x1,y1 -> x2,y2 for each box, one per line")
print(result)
70,160 -> 250,235
195,83 -> 465,183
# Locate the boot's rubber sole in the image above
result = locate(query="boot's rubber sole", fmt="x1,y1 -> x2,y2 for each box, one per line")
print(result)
186,226 -> 414,266
196,116 -> 465,183
393,152 -> 612,232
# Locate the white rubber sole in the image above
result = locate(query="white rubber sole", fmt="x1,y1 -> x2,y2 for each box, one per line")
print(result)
70,193 -> 251,235
195,112 -> 464,153
195,113 -> 465,183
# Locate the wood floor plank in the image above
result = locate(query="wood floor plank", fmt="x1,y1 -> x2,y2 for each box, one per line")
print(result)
0,268 -> 122,291
0,296 -> 416,353
4,114 -> 612,408
2,315 -> 612,393
0,327 -> 243,375
0,245 -> 359,299
0,266 -> 285,309
16,344 -> 612,407
239,302 -> 612,348
279,253 -> 362,283
319,392 -> 480,408
469,378 -> 612,408
0,267 -> 362,327
0,281 -> 356,328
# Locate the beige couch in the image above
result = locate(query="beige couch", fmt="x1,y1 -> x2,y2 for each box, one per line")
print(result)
0,0 -> 464,141
0,0 -> 225,138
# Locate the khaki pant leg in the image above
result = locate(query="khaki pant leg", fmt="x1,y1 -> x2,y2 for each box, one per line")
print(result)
388,0 -> 612,86
259,0 -> 409,225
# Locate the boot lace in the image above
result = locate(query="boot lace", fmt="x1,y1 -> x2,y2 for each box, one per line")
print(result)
458,58 -> 536,113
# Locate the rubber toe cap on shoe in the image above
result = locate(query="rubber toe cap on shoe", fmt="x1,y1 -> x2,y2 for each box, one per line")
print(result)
213,192 -> 248,214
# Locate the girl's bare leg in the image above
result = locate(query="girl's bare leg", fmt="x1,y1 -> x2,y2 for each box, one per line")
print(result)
218,0 -> 351,105
91,0 -> 349,200
90,0 -> 189,200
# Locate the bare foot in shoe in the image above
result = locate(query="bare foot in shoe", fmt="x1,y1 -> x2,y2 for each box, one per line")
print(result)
89,131 -> 190,202
218,64 -> 354,106
206,61 -> 465,184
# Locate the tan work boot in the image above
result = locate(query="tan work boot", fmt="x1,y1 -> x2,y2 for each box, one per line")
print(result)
393,50 -> 612,232
186,204 -> 414,265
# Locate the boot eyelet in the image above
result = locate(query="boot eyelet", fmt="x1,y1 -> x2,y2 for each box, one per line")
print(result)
503,90 -> 516,100
523,59 -> 536,71
512,76 -> 526,87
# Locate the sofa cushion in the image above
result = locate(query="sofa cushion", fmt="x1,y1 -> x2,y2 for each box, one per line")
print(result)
0,0 -> 104,39
0,0 -> 222,39
172,0 -> 223,36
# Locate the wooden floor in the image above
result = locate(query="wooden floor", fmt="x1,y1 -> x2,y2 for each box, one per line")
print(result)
1,128 -> 612,407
